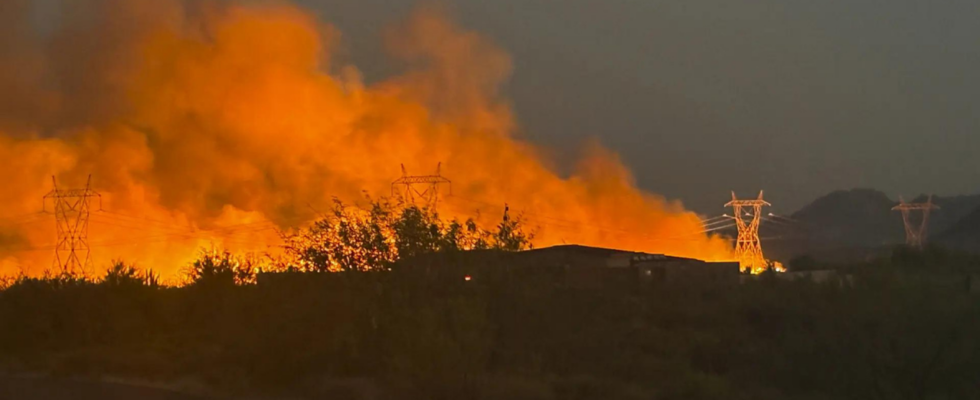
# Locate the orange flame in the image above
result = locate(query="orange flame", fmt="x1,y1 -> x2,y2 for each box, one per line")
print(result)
0,1 -> 733,280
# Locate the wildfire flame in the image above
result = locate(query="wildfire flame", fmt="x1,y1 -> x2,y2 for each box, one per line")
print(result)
0,0 -> 734,280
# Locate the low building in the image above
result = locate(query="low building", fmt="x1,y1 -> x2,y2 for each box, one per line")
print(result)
773,269 -> 853,285
414,245 -> 741,288
256,246 -> 740,291
637,258 -> 740,285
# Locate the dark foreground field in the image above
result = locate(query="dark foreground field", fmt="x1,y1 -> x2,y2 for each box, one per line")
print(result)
1,246 -> 979,400
0,376 -> 206,400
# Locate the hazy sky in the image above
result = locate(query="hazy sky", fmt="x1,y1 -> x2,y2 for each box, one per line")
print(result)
30,0 -> 980,214
288,0 -> 979,214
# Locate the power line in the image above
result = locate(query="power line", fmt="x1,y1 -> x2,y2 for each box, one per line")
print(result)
759,216 -> 804,235
448,195 -> 657,237
700,222 -> 737,234
88,232 -> 278,249
767,213 -> 800,223
702,216 -> 736,228
443,195 -> 728,243
83,219 -> 280,248
0,211 -> 48,224
700,215 -> 732,224
7,185 -> 749,263
95,210 -> 196,233
90,214 -> 195,235
0,215 -> 50,227
442,200 -> 647,238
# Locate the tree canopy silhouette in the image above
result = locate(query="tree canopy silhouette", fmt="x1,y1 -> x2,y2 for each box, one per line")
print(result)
281,198 -> 532,272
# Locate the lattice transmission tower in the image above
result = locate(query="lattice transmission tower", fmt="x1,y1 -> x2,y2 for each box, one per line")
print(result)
43,175 -> 100,274
725,190 -> 770,273
391,163 -> 451,208
892,195 -> 939,249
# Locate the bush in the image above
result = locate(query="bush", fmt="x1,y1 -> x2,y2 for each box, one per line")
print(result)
186,249 -> 255,286
102,260 -> 160,289
281,198 -> 532,273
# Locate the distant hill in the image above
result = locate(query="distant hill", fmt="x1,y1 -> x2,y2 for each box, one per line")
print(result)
758,188 -> 899,262
790,188 -> 904,246
913,194 -> 980,236
936,205 -> 980,251
762,189 -> 980,262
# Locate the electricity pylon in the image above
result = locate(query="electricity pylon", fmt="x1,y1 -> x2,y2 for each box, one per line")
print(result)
43,175 -> 100,274
892,195 -> 939,249
725,190 -> 770,273
391,163 -> 451,208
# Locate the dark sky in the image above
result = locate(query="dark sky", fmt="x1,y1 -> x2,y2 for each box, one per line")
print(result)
293,0 -> 980,214
33,0 -> 980,214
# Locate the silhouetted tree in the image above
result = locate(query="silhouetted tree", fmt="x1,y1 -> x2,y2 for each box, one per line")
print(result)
102,260 -> 159,288
491,205 -> 533,251
282,197 -> 532,272
187,249 -> 254,286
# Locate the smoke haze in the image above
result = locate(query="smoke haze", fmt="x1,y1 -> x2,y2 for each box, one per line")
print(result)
0,0 -> 732,278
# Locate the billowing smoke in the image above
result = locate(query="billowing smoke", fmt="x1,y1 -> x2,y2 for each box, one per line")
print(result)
0,0 -> 732,278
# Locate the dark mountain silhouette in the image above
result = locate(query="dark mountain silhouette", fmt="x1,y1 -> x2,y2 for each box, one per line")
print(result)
789,188 -> 904,247
763,189 -> 980,263
912,194 -> 980,237
936,204 -> 980,251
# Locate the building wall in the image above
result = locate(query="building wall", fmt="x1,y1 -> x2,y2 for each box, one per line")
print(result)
398,245 -> 738,289
637,260 -> 740,285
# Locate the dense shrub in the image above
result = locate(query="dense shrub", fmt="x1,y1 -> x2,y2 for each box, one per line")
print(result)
0,213 -> 977,399
281,199 -> 532,272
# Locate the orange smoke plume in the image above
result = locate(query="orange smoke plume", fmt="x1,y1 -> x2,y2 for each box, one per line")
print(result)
0,0 -> 732,279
